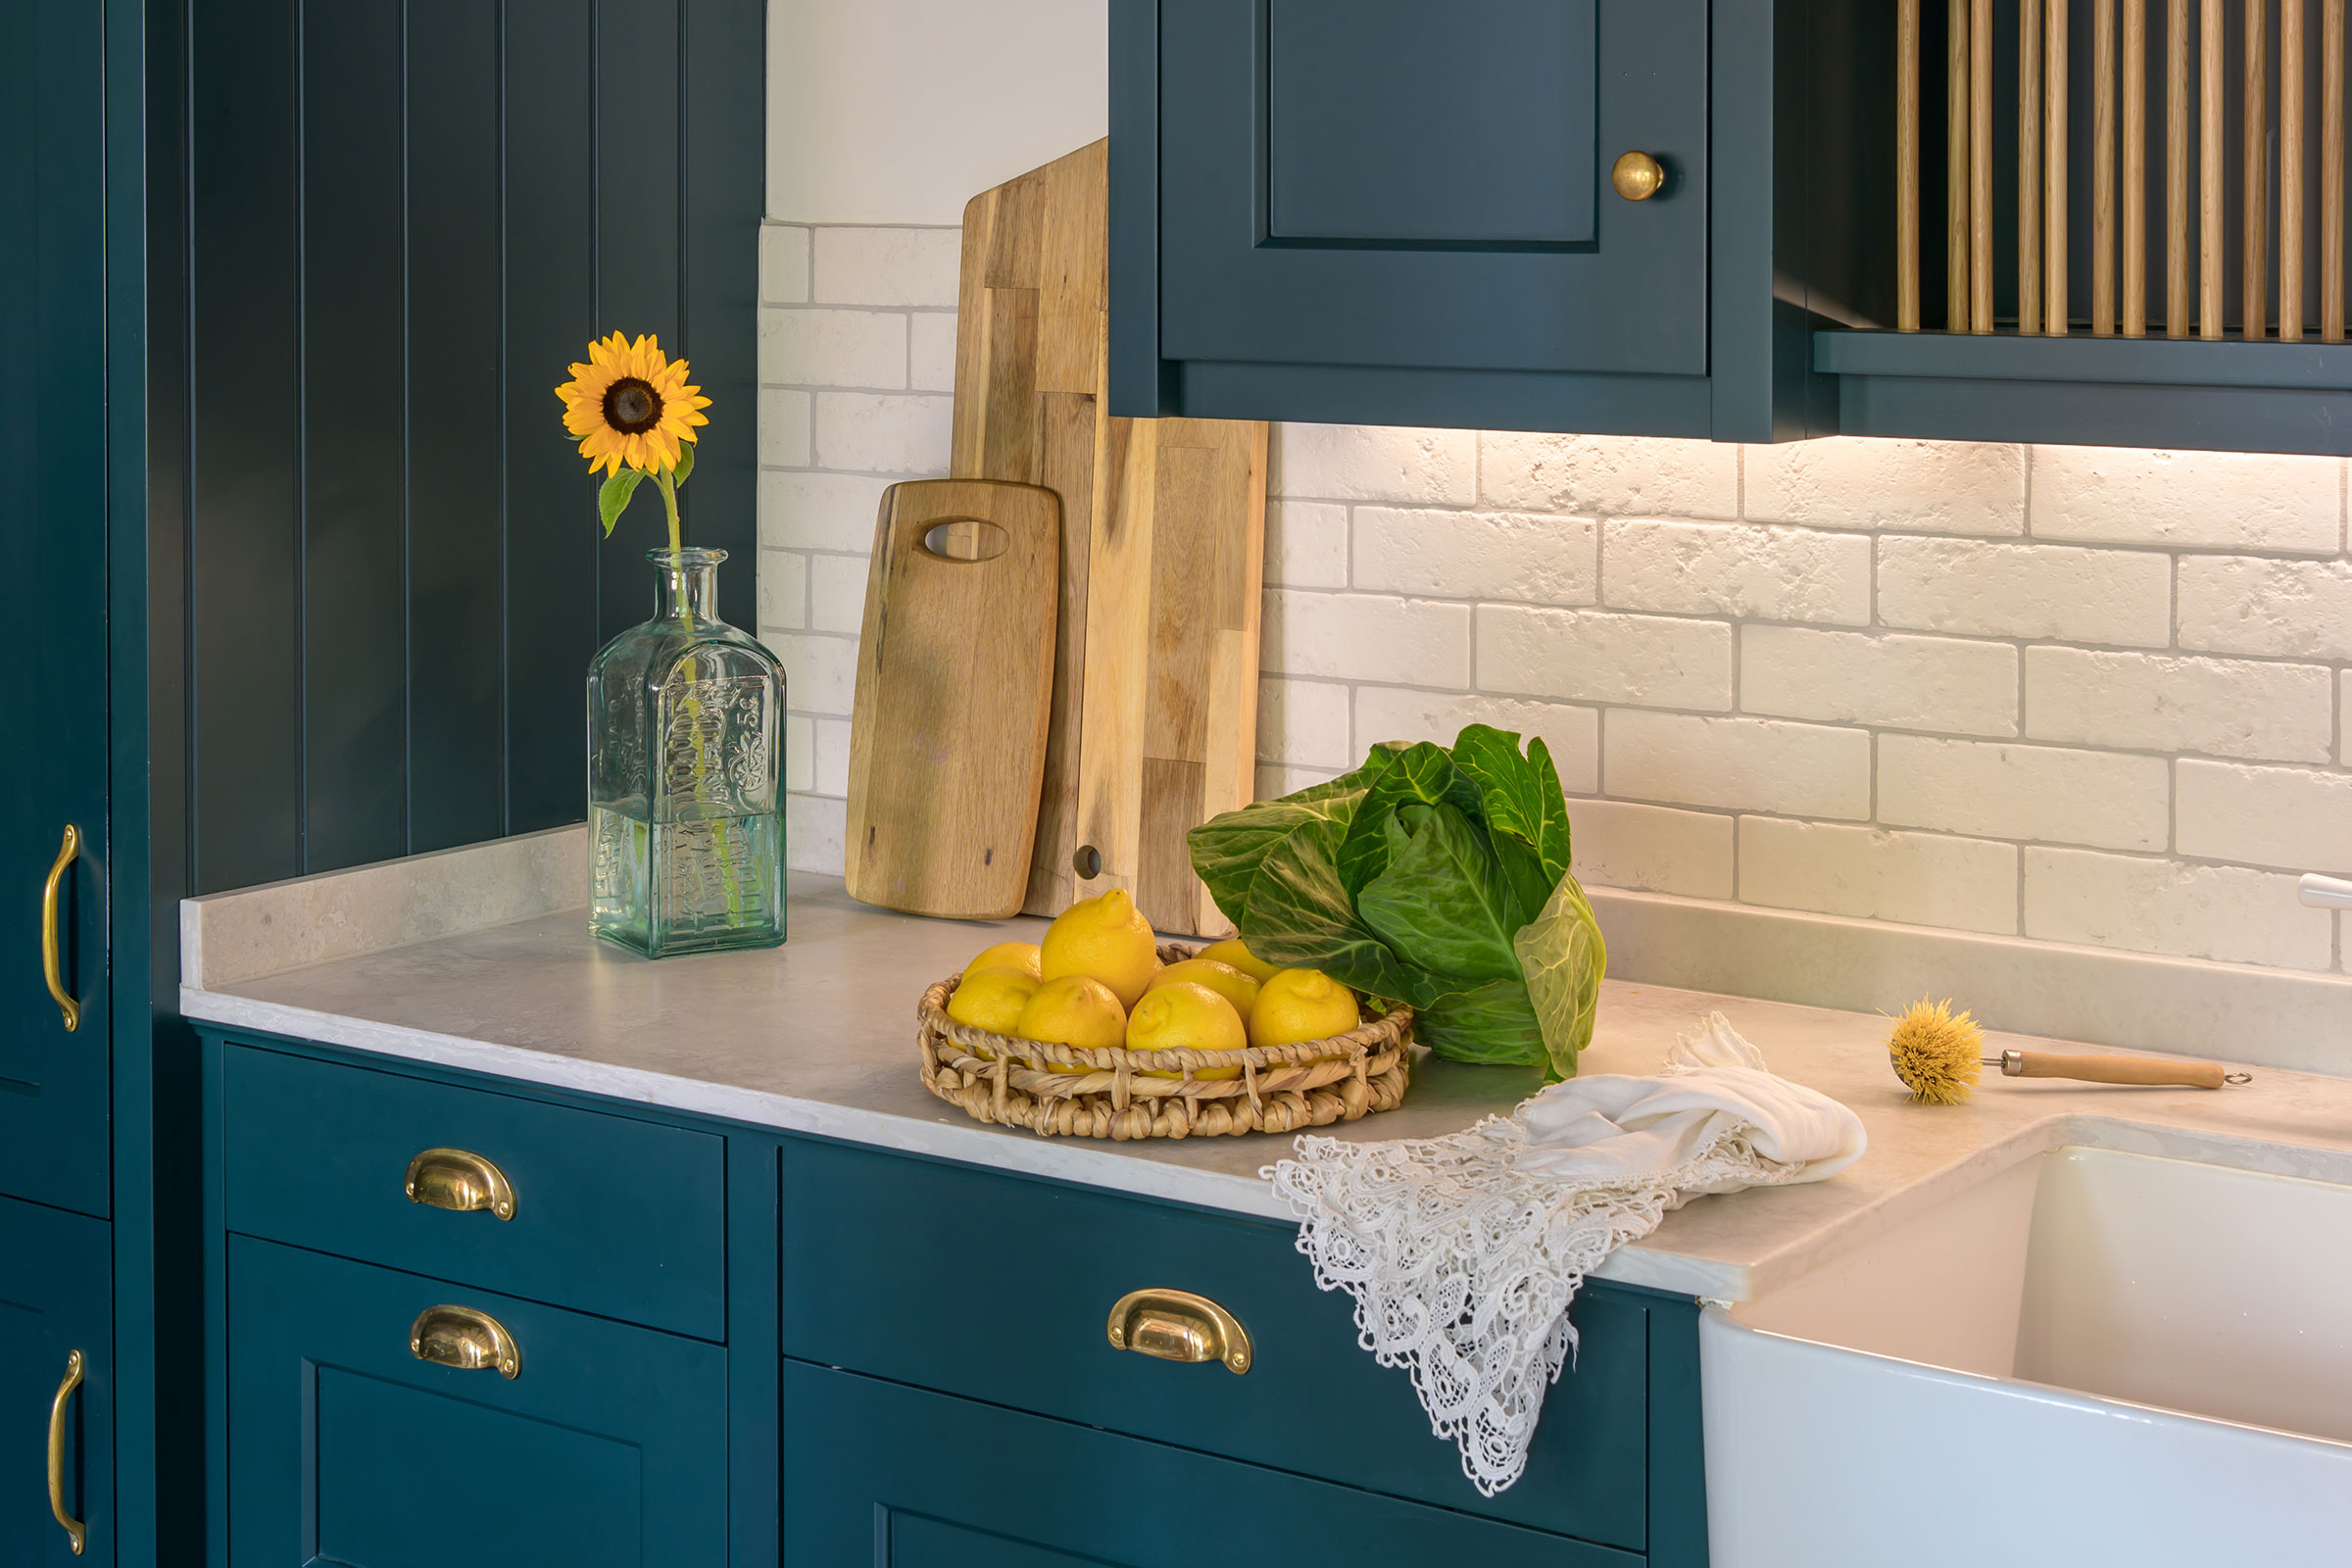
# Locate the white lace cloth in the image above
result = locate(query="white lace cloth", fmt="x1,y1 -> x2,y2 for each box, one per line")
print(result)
1266,1012 -> 1866,1496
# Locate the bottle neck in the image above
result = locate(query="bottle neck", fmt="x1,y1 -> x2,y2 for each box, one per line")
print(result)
650,548 -> 724,622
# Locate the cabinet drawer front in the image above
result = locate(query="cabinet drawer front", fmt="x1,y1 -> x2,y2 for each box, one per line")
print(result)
779,1140 -> 1648,1549
226,1236 -> 728,1568
223,1044 -> 726,1340
782,1361 -> 1637,1568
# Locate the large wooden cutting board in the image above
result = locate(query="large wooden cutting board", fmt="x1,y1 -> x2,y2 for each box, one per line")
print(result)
952,140 -> 1268,936
843,478 -> 1061,920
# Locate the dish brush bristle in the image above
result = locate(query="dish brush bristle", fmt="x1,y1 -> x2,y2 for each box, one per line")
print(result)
1887,998 -> 1984,1104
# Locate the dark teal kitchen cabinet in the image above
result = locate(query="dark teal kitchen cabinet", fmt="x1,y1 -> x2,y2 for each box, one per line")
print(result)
1112,0 -> 1887,441
780,1362 -> 1640,1568
1,1196 -> 114,1566
223,1236 -> 729,1567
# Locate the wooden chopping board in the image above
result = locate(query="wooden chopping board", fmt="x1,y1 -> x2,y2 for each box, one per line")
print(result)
844,478 -> 1061,920
952,139 -> 1268,936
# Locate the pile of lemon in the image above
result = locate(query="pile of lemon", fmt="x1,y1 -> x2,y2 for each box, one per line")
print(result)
945,889 -> 1361,1078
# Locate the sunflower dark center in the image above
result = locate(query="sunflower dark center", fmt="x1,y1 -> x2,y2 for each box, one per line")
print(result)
604,376 -> 662,434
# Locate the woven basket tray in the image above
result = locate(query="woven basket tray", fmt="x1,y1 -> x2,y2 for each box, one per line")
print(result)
917,943 -> 1413,1140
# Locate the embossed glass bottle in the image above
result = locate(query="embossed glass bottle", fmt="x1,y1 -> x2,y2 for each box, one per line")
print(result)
587,548 -> 786,956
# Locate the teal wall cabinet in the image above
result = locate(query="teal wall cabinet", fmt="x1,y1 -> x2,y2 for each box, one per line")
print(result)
0,1197 -> 114,1567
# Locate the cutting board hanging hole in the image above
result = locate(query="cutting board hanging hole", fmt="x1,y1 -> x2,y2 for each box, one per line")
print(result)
1073,845 -> 1102,880
920,519 -> 1008,562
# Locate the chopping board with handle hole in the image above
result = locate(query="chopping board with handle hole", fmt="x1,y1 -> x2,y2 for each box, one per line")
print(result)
845,477 -> 1060,920
953,139 -> 1268,936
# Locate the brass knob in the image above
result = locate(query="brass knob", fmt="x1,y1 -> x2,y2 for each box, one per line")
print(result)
1106,1288 -> 1252,1374
410,1304 -> 521,1379
404,1148 -> 516,1220
1611,150 -> 1666,202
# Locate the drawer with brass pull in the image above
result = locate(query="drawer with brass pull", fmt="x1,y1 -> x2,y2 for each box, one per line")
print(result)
778,1138 -> 1653,1551
222,1043 -> 726,1341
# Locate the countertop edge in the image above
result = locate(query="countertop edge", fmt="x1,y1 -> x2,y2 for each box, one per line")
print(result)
177,984 -> 1748,1300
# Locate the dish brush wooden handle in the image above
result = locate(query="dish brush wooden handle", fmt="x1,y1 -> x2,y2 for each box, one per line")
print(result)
2007,1051 -> 2227,1089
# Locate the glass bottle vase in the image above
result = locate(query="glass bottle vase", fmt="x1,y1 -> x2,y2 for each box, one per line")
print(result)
587,548 -> 787,956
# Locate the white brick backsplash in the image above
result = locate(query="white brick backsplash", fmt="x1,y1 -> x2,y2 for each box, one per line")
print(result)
2176,759 -> 2352,873
759,470 -> 889,554
2024,647 -> 2335,761
1354,508 -> 1596,604
1605,711 -> 1872,817
2031,446 -> 2344,553
809,554 -> 870,635
1570,799 -> 1736,899
1352,687 -> 1600,794
810,716 -> 853,798
775,632 -> 859,717
760,308 -> 906,389
2024,848 -> 2332,968
811,225 -> 961,308
907,313 -> 957,393
1745,437 -> 2026,535
1264,501 -> 1348,589
2342,673 -> 2350,764
757,548 -> 807,634
760,223 -> 809,305
1261,590 -> 1472,686
1479,432 -> 1738,518
784,713 -> 814,795
813,391 -> 952,474
1256,763 -> 1342,801
1742,626 -> 2020,736
1256,677 -> 1352,769
758,388 -> 811,468
1878,536 -> 2172,646
1879,737 -> 2170,851
1272,423 -> 1477,504
1479,606 -> 1733,710
2175,556 -> 2352,659
1602,519 -> 1872,624
786,793 -> 847,875
1739,817 -> 2019,934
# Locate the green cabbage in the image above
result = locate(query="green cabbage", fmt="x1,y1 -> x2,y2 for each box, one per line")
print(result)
1188,725 -> 1606,1078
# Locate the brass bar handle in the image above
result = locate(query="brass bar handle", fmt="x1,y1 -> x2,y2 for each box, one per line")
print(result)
42,825 -> 80,1033
404,1148 -> 516,1220
47,1348 -> 85,1556
1106,1288 -> 1252,1375
409,1304 -> 521,1379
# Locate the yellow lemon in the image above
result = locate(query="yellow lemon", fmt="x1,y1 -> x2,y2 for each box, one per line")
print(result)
1147,957 -> 1262,1018
1198,937 -> 1282,985
1014,975 -> 1128,1069
1248,969 -> 1361,1050
1126,980 -> 1248,1080
944,967 -> 1039,1038
963,940 -> 1043,981
1040,888 -> 1160,1008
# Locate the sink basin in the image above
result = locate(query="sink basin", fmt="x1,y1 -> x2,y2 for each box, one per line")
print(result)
1702,1141 -> 2352,1565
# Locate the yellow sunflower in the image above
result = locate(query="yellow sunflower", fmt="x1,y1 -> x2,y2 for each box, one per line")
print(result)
555,331 -> 711,476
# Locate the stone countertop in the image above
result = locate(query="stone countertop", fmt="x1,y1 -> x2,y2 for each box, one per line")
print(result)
179,863 -> 2352,1303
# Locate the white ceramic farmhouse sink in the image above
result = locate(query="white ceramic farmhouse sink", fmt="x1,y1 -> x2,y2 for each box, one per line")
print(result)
1703,1141 -> 2352,1566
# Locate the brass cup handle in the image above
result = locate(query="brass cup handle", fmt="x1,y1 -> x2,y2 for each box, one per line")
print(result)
409,1304 -> 521,1379
404,1148 -> 516,1220
1611,150 -> 1666,202
42,825 -> 80,1033
1106,1288 -> 1252,1375
47,1348 -> 85,1556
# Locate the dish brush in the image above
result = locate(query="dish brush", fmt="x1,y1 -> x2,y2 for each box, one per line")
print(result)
1886,998 -> 2251,1104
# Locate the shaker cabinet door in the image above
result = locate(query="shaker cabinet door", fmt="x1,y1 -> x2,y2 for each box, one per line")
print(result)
1156,0 -> 1709,381
0,0 -> 113,1221
0,1197 -> 113,1568
225,1237 -> 728,1568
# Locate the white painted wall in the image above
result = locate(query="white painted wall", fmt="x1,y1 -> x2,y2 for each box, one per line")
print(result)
755,4 -> 2352,987
765,0 -> 1107,224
